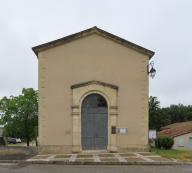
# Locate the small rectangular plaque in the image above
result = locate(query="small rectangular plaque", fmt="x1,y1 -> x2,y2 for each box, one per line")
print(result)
117,128 -> 128,134
111,126 -> 116,134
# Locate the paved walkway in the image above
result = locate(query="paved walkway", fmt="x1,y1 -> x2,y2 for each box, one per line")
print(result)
27,152 -> 176,164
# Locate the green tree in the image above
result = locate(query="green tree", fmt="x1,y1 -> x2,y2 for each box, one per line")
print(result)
149,96 -> 192,131
162,104 -> 192,124
0,88 -> 38,146
149,96 -> 169,130
149,96 -> 160,112
149,96 -> 160,130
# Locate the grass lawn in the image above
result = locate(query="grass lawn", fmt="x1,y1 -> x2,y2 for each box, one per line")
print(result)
152,149 -> 192,162
7,143 -> 27,147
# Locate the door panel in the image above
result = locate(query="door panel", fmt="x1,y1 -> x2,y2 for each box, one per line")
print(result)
94,116 -> 107,137
81,94 -> 108,150
82,137 -> 94,150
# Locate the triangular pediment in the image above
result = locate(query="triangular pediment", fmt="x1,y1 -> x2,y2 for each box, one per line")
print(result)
71,80 -> 118,90
32,26 -> 154,59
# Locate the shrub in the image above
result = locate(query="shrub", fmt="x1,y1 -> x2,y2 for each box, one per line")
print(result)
155,136 -> 174,149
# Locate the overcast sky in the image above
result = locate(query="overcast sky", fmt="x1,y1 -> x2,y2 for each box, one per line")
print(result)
0,0 -> 192,107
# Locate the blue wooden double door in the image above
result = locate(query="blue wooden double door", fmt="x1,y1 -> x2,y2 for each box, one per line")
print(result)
81,94 -> 108,150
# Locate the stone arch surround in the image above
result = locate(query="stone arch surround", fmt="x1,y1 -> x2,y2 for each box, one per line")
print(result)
71,81 -> 118,152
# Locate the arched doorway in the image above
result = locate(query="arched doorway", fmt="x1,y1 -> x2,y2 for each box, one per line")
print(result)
81,94 -> 108,150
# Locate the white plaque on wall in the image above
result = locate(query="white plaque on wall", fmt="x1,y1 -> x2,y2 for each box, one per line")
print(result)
149,129 -> 157,139
117,128 -> 128,134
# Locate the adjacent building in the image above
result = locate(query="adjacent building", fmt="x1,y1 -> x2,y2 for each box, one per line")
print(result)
158,121 -> 192,150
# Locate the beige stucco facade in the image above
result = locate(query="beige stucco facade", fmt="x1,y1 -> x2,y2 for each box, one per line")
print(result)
173,133 -> 192,150
34,27 -> 154,153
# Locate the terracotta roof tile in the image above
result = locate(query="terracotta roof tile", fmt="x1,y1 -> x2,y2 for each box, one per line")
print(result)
158,121 -> 192,137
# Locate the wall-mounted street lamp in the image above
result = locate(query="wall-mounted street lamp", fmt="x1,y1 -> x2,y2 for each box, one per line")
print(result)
148,61 -> 156,78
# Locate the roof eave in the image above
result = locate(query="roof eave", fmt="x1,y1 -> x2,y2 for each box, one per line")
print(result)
32,26 -> 155,59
